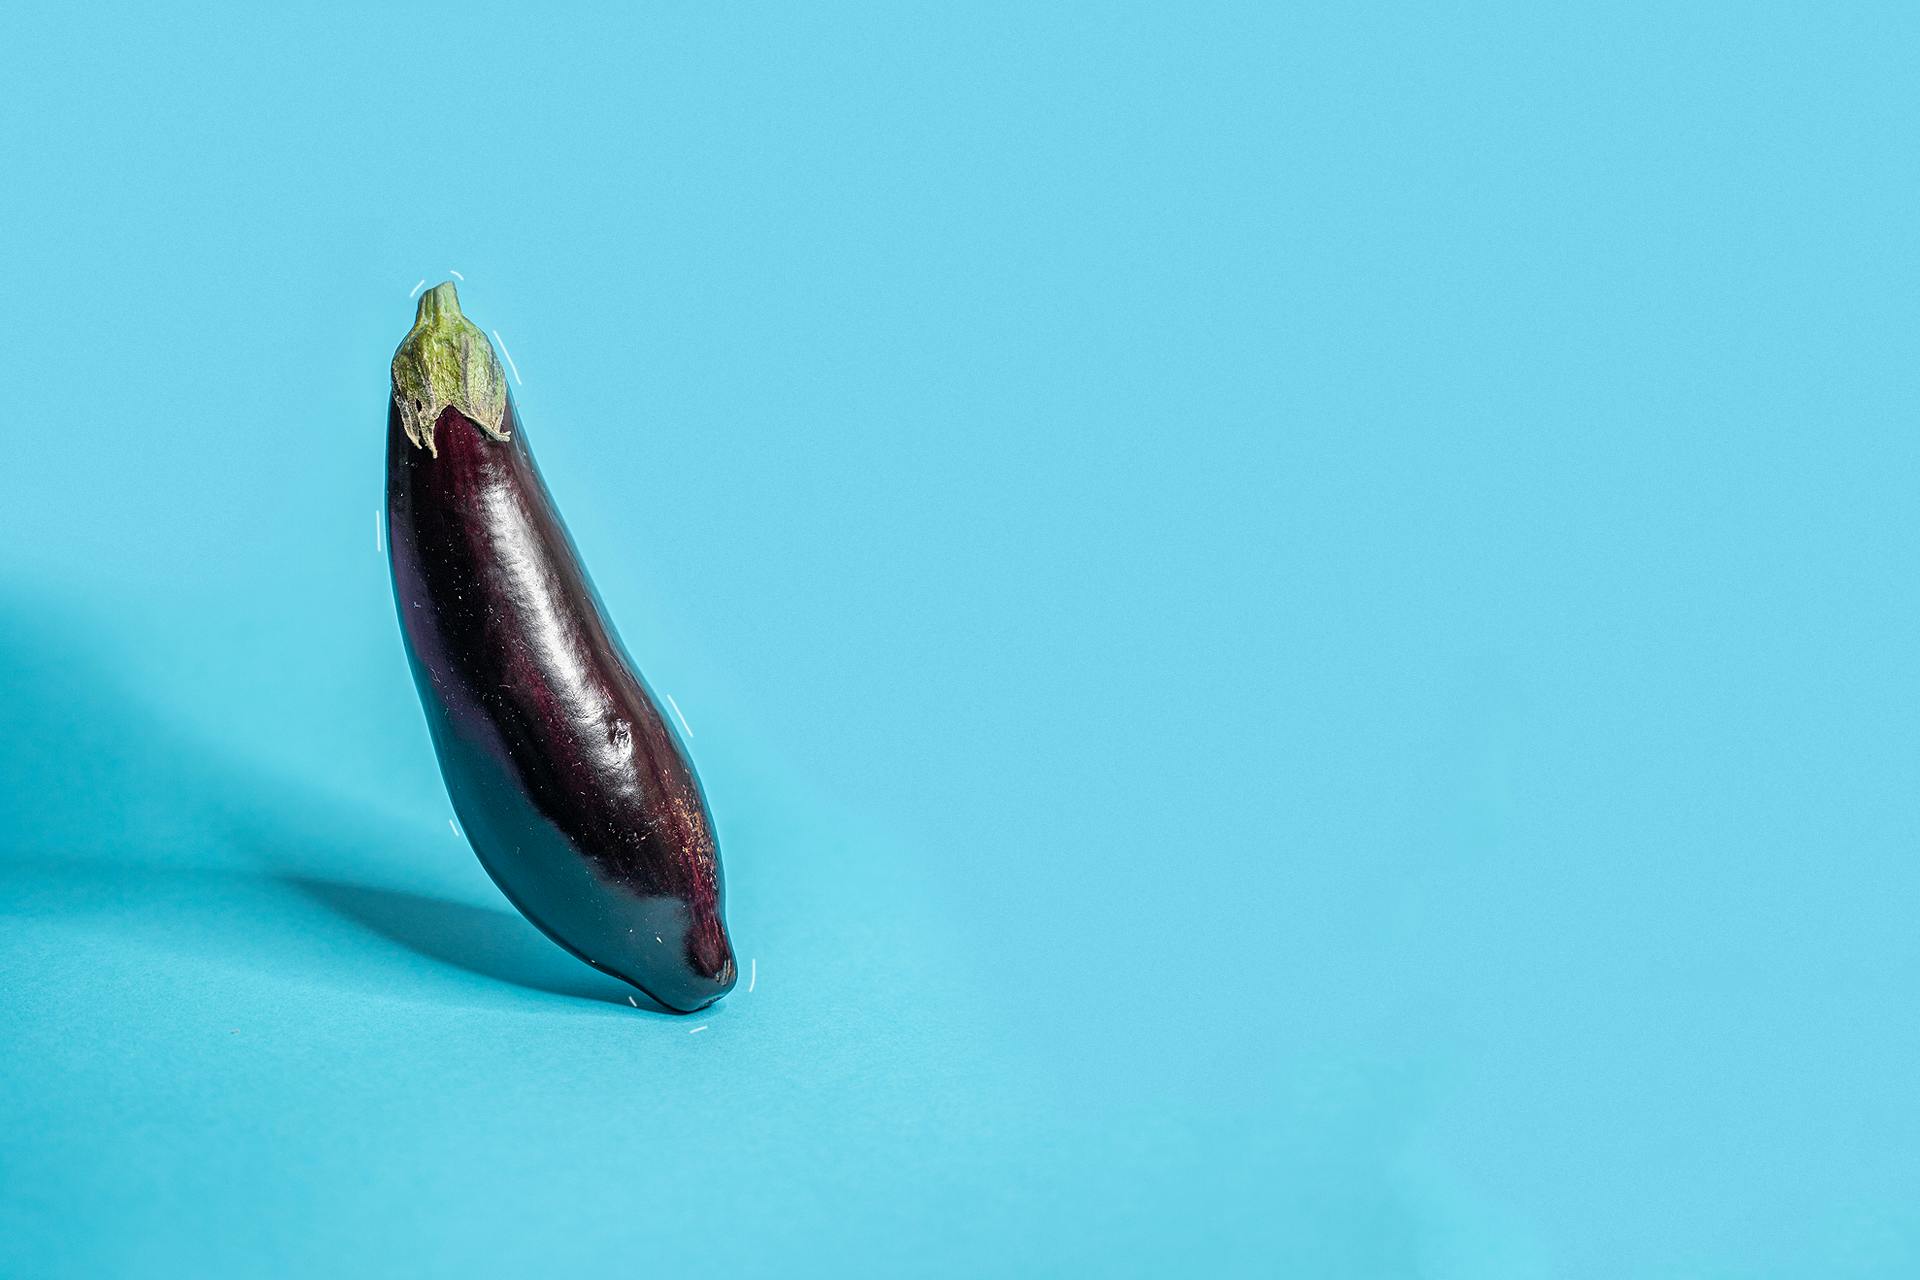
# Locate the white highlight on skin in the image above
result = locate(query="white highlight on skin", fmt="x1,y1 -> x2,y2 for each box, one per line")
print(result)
491,329 -> 524,386
665,692 -> 693,739
476,482 -> 607,733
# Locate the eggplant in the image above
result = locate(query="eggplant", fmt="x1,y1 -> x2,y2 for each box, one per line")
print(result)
385,281 -> 735,1012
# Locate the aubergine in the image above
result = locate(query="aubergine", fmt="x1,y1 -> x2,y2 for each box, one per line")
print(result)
384,281 -> 735,1013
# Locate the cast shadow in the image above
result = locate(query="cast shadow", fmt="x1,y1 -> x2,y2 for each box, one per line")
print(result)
277,874 -> 662,1009
0,588 -> 663,1013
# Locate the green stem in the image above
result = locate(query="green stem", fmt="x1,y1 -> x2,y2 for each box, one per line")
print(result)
390,282 -> 510,453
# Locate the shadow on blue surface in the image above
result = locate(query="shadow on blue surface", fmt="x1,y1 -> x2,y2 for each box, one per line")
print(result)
0,591 -> 662,1012
274,874 -> 658,1009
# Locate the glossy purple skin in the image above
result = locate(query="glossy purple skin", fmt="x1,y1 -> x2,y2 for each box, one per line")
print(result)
386,395 -> 735,1012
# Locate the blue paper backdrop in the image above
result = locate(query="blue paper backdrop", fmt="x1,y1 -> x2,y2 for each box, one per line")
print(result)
3,3 -> 1916,1275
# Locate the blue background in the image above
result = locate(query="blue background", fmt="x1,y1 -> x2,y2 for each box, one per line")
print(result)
2,3 -> 1915,1275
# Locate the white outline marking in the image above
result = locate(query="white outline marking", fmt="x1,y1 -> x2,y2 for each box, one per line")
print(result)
448,269 -> 465,280
688,1025 -> 709,1035
409,278 -> 427,299
492,330 -> 524,386
748,958 -> 757,992
665,693 -> 693,739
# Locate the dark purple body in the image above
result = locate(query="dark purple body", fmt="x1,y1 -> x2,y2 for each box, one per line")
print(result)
387,396 -> 735,1012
